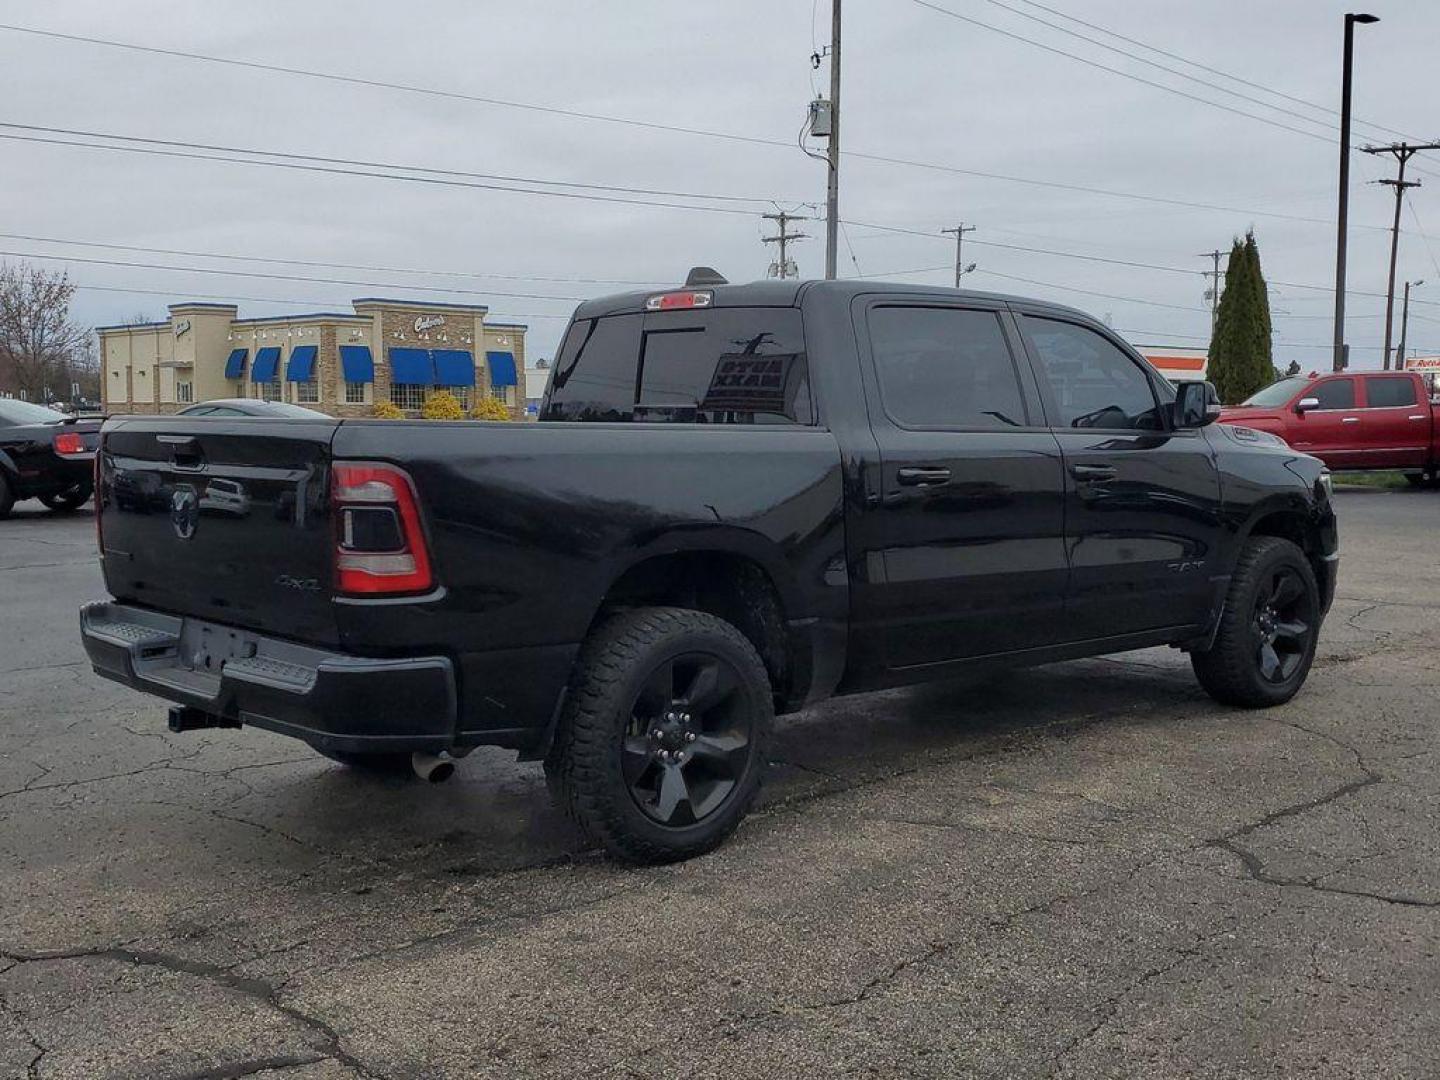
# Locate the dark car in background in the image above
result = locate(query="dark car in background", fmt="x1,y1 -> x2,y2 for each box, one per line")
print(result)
178,399 -> 328,418
0,398 -> 101,518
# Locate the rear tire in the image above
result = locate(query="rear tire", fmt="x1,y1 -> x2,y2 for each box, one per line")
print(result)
1191,537 -> 1320,708
545,607 -> 773,864
0,473 -> 13,519
39,480 -> 92,512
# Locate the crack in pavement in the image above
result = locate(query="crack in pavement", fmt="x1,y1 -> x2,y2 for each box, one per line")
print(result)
0,995 -> 47,1080
1201,717 -> 1438,909
0,946 -> 387,1079
173,1052 -> 330,1080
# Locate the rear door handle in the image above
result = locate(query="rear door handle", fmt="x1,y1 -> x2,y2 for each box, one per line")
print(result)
1340,417 -> 1360,424
1069,464 -> 1117,482
1409,415 -> 1427,421
896,466 -> 951,486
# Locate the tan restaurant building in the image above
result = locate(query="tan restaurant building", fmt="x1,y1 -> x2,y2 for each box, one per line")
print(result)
98,298 -> 527,419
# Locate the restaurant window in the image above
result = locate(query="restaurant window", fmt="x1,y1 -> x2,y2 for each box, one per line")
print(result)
259,380 -> 281,403
490,385 -> 512,405
295,379 -> 320,403
345,382 -> 369,404
439,385 -> 471,410
175,380 -> 194,404
390,384 -> 425,411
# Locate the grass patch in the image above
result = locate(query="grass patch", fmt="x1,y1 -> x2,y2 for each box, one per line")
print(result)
1332,471 -> 1412,490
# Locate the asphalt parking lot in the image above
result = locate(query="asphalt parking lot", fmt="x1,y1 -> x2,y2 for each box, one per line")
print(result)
2,487 -> 1437,1079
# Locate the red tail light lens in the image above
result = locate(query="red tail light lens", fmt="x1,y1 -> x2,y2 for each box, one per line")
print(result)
331,462 -> 433,596
53,431 -> 86,456
645,290 -> 712,311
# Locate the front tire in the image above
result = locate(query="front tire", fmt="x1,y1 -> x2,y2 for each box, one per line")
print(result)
1191,537 -> 1320,708
545,607 -> 773,864
39,480 -> 92,512
0,472 -> 14,519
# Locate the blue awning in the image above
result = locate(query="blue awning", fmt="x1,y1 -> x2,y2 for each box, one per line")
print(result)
389,347 -> 434,385
486,350 -> 517,387
339,345 -> 374,383
433,349 -> 475,387
286,345 -> 318,382
251,346 -> 281,382
223,348 -> 248,379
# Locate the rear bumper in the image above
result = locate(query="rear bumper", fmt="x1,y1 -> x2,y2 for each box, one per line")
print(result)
79,601 -> 456,753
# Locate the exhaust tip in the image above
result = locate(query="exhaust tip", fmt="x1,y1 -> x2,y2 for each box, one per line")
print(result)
411,752 -> 456,783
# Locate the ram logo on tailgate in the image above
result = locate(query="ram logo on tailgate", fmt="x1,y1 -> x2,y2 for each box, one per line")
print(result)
170,488 -> 199,540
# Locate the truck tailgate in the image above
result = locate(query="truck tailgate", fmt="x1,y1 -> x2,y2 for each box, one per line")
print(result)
98,417 -> 342,645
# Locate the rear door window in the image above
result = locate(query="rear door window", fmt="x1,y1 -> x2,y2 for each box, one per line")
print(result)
543,309 -> 812,424
1363,376 -> 1416,408
1312,378 -> 1355,410
866,306 -> 1029,429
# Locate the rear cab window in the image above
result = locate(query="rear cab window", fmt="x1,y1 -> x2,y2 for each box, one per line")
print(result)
542,307 -> 813,425
865,305 -> 1030,429
1363,376 -> 1416,408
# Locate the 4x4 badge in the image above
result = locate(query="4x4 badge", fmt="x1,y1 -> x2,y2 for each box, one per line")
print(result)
170,487 -> 199,540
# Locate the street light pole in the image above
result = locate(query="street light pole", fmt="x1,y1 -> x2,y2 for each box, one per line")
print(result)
1398,279 -> 1424,369
824,0 -> 842,281
1332,12 -> 1379,372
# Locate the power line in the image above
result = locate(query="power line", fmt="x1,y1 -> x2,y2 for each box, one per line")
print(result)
65,281 -> 574,322
0,248 -> 589,303
841,217 -> 1440,307
0,120 -> 789,206
0,130 -> 763,219
0,23 -> 801,154
909,0 -> 1346,148
0,230 -> 664,287
0,28 -> 1426,232
1003,0 -> 1436,152
976,0 -> 1339,137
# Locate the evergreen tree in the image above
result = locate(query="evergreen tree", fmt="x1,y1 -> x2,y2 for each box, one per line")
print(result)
1207,231 -> 1275,403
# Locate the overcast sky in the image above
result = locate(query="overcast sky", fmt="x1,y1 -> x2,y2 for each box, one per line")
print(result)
3,0 -> 1439,368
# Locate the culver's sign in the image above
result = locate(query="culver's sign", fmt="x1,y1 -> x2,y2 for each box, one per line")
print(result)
174,319 -> 192,337
414,315 -> 445,333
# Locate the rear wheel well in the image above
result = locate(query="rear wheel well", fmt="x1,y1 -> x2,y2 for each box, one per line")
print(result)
591,553 -> 791,703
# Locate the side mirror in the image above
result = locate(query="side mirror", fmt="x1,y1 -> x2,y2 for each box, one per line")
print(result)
1294,397 -> 1320,414
1174,380 -> 1222,428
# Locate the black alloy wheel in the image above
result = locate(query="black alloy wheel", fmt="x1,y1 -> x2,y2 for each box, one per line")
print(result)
622,652 -> 754,828
1251,565 -> 1315,685
546,607 -> 773,864
1192,536 -> 1322,708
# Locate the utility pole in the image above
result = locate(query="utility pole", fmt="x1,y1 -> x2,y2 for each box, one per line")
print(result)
1363,141 -> 1439,369
1398,279 -> 1424,368
941,224 -> 976,288
1332,13 -> 1379,371
761,211 -> 809,279
1199,249 -> 1223,328
824,0 -> 841,280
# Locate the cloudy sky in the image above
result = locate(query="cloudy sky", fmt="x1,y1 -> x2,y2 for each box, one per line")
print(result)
3,0 -> 1439,367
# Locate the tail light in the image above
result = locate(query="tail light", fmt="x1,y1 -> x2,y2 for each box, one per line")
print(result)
53,430 -> 86,456
645,290 -> 712,311
331,462 -> 433,596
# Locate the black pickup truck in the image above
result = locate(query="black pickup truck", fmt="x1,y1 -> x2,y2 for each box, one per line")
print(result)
81,275 -> 1338,862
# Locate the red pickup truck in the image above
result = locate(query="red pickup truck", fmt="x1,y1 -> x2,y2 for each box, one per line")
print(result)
1220,370 -> 1440,485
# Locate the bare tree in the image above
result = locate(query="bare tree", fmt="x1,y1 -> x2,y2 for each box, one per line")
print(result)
0,262 -> 91,402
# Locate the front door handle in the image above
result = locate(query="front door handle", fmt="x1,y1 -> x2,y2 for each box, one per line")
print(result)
896,466 -> 951,486
1340,417 -> 1360,424
1069,463 -> 1117,482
